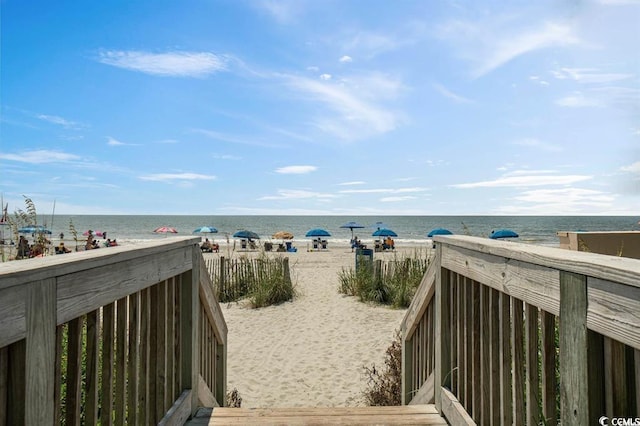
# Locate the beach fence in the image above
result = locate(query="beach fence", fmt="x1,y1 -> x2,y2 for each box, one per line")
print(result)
204,256 -> 292,303
401,235 -> 640,425
0,237 -> 227,424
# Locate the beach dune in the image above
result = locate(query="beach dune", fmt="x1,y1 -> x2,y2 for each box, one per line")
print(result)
208,244 -> 412,408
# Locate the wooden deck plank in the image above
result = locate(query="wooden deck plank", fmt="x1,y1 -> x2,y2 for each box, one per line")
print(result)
205,404 -> 447,425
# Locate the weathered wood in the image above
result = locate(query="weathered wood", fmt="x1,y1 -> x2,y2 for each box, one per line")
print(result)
199,260 -> 228,346
440,387 -> 476,426
408,372 -> 434,405
559,271 -> 589,426
158,390 -> 193,426
489,288 -> 500,426
402,322 -> 414,404
65,316 -> 83,425
635,349 -> 640,416
499,292 -> 512,426
57,246 -> 192,327
127,293 -> 139,425
450,276 -> 458,396
156,280 -> 168,421
434,251 -> 450,413
115,297 -> 127,424
604,337 -> 628,418
480,284 -> 490,425
54,325 -> 63,424
402,251 -> 439,339
588,331 -> 605,424
85,309 -> 100,425
456,274 -> 464,404
0,347 -> 7,426
198,374 -> 218,408
525,303 -> 540,426
588,277 -> 640,351
149,283 -> 159,423
0,285 -> 26,348
138,287 -> 150,425
541,311 -> 557,425
181,247 -> 199,415
8,340 -> 26,425
464,278 -> 472,412
511,298 -> 525,426
435,235 -> 640,288
471,280 -> 480,422
25,278 -> 56,425
167,278 -> 176,404
102,303 -> 115,426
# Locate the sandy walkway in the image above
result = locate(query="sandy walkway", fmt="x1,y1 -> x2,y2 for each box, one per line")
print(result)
209,244 -> 417,408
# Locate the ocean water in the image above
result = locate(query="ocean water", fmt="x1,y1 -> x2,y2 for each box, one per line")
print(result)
22,215 -> 640,248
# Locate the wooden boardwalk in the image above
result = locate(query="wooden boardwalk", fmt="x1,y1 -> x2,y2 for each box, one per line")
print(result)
188,404 -> 446,425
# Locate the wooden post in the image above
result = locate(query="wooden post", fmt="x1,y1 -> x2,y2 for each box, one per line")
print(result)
284,258 -> 291,287
435,244 -> 450,413
180,247 -> 199,415
559,271 -> 589,426
401,324 -> 414,405
25,278 -> 56,425
219,257 -> 226,301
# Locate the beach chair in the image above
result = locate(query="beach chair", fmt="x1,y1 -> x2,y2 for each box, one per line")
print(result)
321,240 -> 328,250
312,239 -> 319,250
285,241 -> 297,252
240,239 -> 247,249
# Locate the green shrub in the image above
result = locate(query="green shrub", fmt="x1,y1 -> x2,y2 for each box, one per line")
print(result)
248,255 -> 296,308
363,331 -> 402,406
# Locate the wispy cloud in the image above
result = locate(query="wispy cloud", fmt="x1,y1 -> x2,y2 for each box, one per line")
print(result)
452,173 -> 591,188
284,73 -> 403,141
97,50 -> 229,77
107,137 -> 125,146
339,55 -> 353,63
552,68 -> 633,84
193,128 -> 286,148
37,114 -> 83,129
337,181 -> 365,186
319,73 -> 332,80
259,189 -> 336,200
139,173 -> 216,182
438,18 -> 580,77
255,0 -> 301,24
275,165 -> 317,174
0,149 -> 81,164
555,92 -> 601,107
380,196 -> 417,202
496,187 -> 616,214
339,187 -> 428,194
433,83 -> 474,104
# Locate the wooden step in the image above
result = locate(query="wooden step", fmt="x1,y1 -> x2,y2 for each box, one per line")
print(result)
188,404 -> 446,425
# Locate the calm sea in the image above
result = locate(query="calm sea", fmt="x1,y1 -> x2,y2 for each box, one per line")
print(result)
22,215 -> 640,248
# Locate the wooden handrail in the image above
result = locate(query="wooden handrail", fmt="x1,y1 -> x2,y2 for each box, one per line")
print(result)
0,237 -> 228,424
403,235 -> 640,425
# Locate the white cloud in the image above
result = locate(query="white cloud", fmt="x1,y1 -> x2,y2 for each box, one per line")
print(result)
275,165 -> 317,174
621,161 -> 640,174
37,114 -> 82,129
319,73 -> 332,80
452,174 -> 591,188
339,187 -> 428,194
97,50 -> 228,77
139,173 -> 216,182
553,68 -> 633,84
0,149 -> 81,164
438,19 -> 580,77
107,137 -> 125,146
307,66 -> 319,72
432,83 -> 474,104
339,55 -> 353,63
380,196 -> 417,202
555,92 -> 601,107
495,188 -> 617,214
337,181 -> 365,186
284,74 -> 402,141
259,189 -> 336,200
256,0 -> 300,23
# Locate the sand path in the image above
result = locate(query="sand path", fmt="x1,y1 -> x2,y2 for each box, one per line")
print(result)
218,247 -> 408,408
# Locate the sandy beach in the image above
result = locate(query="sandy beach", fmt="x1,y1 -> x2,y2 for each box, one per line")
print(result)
204,243 -> 427,408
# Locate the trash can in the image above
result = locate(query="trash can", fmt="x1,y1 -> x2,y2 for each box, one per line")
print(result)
355,248 -> 374,271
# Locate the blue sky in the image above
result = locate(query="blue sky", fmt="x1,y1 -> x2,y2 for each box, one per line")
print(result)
1,0 -> 639,215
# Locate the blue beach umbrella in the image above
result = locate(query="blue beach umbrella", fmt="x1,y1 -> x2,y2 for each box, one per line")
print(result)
340,221 -> 365,238
490,229 -> 519,239
233,230 -> 260,239
427,228 -> 453,237
306,228 -> 331,238
372,228 -> 397,237
18,225 -> 52,235
193,226 -> 218,234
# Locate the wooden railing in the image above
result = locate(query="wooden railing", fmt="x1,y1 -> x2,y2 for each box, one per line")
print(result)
0,237 -> 227,424
402,235 -> 640,425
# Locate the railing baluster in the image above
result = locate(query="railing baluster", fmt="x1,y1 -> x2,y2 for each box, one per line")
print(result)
86,310 -> 100,425
102,303 -> 115,425
511,298 -> 525,426
127,293 -> 139,425
499,292 -> 512,426
115,297 -> 127,424
525,303 -> 540,426
541,310 -> 557,425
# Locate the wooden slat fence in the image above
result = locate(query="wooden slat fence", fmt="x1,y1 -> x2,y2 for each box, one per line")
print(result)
402,235 -> 640,425
205,256 -> 291,303
0,237 -> 227,425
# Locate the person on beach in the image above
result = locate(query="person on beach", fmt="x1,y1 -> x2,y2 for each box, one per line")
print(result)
85,230 -> 94,250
